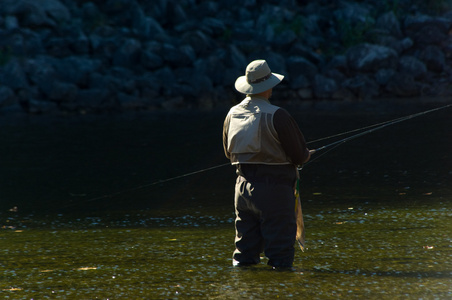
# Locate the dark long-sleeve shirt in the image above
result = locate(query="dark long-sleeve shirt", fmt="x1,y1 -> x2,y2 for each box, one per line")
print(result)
273,108 -> 309,165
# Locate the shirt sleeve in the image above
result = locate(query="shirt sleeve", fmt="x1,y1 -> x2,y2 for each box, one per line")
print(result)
273,108 -> 309,165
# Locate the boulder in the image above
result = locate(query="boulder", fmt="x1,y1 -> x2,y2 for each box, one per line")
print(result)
313,74 -> 338,99
398,56 -> 427,79
113,38 -> 142,68
2,0 -> 70,28
117,93 -> 149,110
342,74 -> 379,100
55,56 -> 103,86
0,59 -> 29,90
182,30 -> 215,56
418,45 -> 446,73
200,17 -> 226,37
334,1 -> 373,25
346,43 -> 398,72
141,51 -> 164,70
74,88 -> 115,110
38,0 -> 71,22
374,68 -> 397,86
160,43 -> 194,67
0,85 -> 20,111
286,56 -> 318,82
376,11 -> 402,38
193,53 -> 227,86
4,15 -> 19,30
404,15 -> 452,45
404,14 -> 451,35
386,73 -> 420,97
46,81 -> 79,103
289,74 -> 310,91
27,99 -> 59,114
45,37 -> 74,57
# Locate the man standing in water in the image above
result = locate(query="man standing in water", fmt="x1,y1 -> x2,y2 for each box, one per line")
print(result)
223,59 -> 313,269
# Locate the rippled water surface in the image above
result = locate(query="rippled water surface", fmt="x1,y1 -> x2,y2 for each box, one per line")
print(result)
1,102 -> 451,298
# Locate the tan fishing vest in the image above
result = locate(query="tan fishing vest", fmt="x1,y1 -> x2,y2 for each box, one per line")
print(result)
226,96 -> 291,165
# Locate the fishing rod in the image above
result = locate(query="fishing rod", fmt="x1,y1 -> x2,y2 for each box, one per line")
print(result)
309,103 -> 452,150
60,103 -> 451,208
303,103 -> 452,165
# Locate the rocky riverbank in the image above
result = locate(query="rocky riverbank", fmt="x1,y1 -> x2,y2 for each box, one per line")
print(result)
0,0 -> 451,114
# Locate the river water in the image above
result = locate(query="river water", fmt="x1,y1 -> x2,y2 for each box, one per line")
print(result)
1,100 -> 451,298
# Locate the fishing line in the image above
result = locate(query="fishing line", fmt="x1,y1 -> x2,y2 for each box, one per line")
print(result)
62,103 -> 451,208
60,163 -> 231,209
310,103 -> 451,153
307,103 -> 452,145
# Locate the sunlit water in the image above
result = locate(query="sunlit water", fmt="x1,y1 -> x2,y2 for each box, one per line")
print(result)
1,101 -> 451,298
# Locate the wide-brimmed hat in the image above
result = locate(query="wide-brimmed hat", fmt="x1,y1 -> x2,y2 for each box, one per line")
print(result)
235,60 -> 284,94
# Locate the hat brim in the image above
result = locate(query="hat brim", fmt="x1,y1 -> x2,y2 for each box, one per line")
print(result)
235,73 -> 284,94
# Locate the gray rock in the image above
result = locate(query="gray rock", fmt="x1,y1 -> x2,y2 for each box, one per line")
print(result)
27,99 -> 59,114
398,55 -> 427,79
346,43 -> 398,72
289,74 -> 310,90
89,35 -> 118,61
117,93 -> 149,110
342,74 -> 379,100
0,29 -> 45,57
160,43 -> 186,67
375,68 -> 397,86
228,45 -> 247,71
376,11 -> 402,38
161,96 -> 185,111
73,31 -> 90,55
88,72 -> 110,90
386,73 -> 421,97
47,81 -> 78,103
182,30 -> 215,56
193,53 -> 227,86
55,56 -> 103,86
325,55 -> 348,72
404,14 -> 451,45
0,59 -> 29,90
409,25 -> 448,45
141,51 -> 164,70
25,56 -> 54,84
272,29 -> 298,48
167,3 -> 189,27
113,38 -> 142,68
82,2 -> 100,20
393,37 -> 414,54
418,45 -> 445,73
296,88 -> 313,100
154,67 -> 175,92
146,17 -> 167,39
288,44 -> 325,67
334,2 -> 372,25
75,88 -> 115,110
45,37 -> 74,57
404,14 -> 451,34
0,85 -> 18,109
39,0 -> 71,22
3,0 -> 70,28
324,69 -> 347,84
313,74 -> 338,99
286,56 -> 318,81
200,17 -> 226,37
4,15 -> 19,30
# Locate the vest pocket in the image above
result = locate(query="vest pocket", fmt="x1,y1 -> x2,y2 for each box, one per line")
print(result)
228,112 -> 261,154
